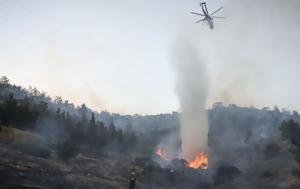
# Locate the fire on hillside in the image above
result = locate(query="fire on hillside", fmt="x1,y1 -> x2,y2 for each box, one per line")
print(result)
155,148 -> 208,170
187,152 -> 208,170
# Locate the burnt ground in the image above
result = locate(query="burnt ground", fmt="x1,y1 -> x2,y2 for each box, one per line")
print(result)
1,124 -> 299,189
0,142 -> 129,189
0,143 -> 214,189
0,140 -> 211,189
0,124 -> 215,189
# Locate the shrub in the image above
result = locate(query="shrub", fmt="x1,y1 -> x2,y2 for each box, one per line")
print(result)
13,142 -> 51,159
56,139 -> 80,162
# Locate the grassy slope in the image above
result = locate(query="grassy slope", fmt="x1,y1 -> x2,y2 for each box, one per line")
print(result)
0,125 -> 130,189
0,125 -> 42,144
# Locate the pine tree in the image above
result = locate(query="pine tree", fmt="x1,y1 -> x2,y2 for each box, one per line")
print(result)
109,121 -> 116,140
280,120 -> 300,187
88,113 -> 96,133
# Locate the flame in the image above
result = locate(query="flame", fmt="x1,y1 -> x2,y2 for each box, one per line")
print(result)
155,148 -> 168,160
187,152 -> 208,170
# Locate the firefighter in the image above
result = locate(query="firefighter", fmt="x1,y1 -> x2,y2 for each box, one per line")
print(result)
169,169 -> 175,188
129,168 -> 136,189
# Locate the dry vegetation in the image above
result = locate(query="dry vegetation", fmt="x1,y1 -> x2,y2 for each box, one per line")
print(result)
0,125 -> 42,144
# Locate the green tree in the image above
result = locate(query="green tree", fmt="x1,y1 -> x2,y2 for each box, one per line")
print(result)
0,76 -> 9,85
280,120 -> 300,186
280,119 -> 300,144
87,113 -> 98,145
90,113 -> 96,129
54,96 -> 63,104
109,121 -> 116,140
57,139 -> 79,162
80,103 -> 88,124
116,129 -> 123,143
55,108 -> 61,120
97,121 -> 108,146
1,93 -> 17,126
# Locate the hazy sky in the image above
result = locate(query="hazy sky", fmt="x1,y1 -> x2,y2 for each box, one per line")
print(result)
0,0 -> 299,114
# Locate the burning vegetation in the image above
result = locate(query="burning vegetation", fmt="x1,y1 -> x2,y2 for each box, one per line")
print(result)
1,77 -> 300,189
155,147 -> 208,170
187,152 -> 208,170
155,147 -> 169,160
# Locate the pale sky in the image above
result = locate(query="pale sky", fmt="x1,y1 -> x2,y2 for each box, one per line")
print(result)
0,0 -> 299,114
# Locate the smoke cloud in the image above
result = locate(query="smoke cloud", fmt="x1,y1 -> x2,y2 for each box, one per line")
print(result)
173,36 -> 209,159
203,0 -> 300,110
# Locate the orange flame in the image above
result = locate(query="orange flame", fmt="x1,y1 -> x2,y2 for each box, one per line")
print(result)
187,152 -> 208,170
155,148 -> 168,160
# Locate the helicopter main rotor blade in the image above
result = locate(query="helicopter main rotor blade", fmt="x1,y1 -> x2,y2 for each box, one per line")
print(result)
213,16 -> 226,19
191,12 -> 205,16
195,18 -> 206,23
211,6 -> 223,15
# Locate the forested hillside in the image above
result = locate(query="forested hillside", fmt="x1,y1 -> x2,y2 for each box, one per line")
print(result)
1,75 -> 300,189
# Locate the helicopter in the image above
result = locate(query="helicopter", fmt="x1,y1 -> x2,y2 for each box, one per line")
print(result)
191,2 -> 225,29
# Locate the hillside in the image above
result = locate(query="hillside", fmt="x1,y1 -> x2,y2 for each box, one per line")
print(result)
1,77 -> 300,188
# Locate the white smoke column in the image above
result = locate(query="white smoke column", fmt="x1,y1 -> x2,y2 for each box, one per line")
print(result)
173,37 -> 209,160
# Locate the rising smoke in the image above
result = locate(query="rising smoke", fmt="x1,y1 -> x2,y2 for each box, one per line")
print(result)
206,0 -> 300,110
173,36 -> 209,160
172,0 -> 300,160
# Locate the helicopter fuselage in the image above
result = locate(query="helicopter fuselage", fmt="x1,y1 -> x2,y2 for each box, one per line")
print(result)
202,3 -> 214,29
206,16 -> 214,29
191,2 -> 223,30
